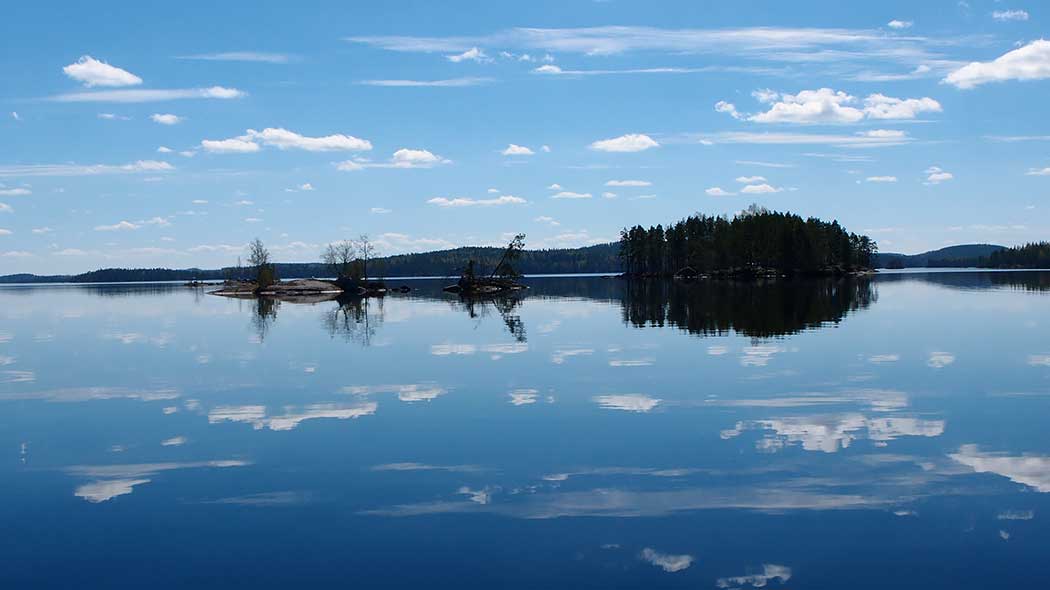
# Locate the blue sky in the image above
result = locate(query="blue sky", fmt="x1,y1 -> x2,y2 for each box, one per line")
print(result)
1,0 -> 1048,273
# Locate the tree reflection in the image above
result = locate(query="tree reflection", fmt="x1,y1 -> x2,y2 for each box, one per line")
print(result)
620,278 -> 877,338
322,295 -> 385,346
448,294 -> 527,342
250,297 -> 280,342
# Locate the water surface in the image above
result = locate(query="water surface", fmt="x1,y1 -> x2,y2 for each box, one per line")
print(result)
3,272 -> 1049,588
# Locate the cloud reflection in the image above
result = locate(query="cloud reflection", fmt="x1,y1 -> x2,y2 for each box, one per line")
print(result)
68,460 -> 249,503
640,547 -> 694,572
950,445 -> 1050,492
716,564 -> 792,589
592,394 -> 661,412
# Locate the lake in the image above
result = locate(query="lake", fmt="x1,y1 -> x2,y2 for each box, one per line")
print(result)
3,272 -> 1050,588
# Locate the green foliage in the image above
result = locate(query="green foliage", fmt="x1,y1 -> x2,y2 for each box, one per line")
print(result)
619,207 -> 877,275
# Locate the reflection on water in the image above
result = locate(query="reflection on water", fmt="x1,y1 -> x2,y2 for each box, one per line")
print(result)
3,271 -> 1050,589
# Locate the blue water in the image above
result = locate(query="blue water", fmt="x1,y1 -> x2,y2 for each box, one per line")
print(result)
2,272 -> 1049,588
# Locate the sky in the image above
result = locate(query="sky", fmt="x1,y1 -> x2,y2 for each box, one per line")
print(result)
1,0 -> 1048,274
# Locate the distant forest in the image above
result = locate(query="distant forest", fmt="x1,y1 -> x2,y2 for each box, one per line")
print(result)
618,205 -> 876,276
0,244 -> 622,284
983,242 -> 1050,269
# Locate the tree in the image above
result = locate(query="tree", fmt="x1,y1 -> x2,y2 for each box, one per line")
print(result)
356,234 -> 376,279
322,240 -> 358,280
490,233 -> 526,279
246,238 -> 277,289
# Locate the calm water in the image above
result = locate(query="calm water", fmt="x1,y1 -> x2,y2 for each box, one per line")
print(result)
3,272 -> 1050,588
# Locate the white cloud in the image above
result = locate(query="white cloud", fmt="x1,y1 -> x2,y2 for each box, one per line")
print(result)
0,229 -> 11,236
427,195 -> 526,207
640,548 -> 694,573
298,183 -> 314,191
63,56 -> 142,87
735,176 -> 766,183
706,187 -> 736,196
925,166 -> 954,184
715,100 -> 743,120
863,93 -> 942,119
161,436 -> 186,447
716,565 -> 792,589
0,160 -> 173,177
94,221 -> 140,232
945,40 -> 1050,89
927,351 -> 955,367
534,215 -> 560,226
359,77 -> 494,87
11,111 -> 20,121
887,20 -> 913,29
0,203 -> 12,213
202,128 -> 372,153
156,146 -> 173,153
370,207 -> 391,214
508,389 -> 539,406
49,86 -> 244,103
866,176 -> 898,182
592,394 -> 661,412
951,445 -> 1050,492
150,113 -> 183,125
542,145 -> 551,152
733,88 -> 941,124
177,51 -> 292,63
547,183 -> 563,190
602,192 -> 617,199
337,148 -> 448,170
446,47 -> 490,63
551,191 -> 592,199
1026,167 -> 1050,176
605,179 -> 651,187
200,137 -> 260,153
741,183 -> 783,194
501,144 -> 535,156
589,133 -> 659,152
992,9 -> 1029,22
707,131 -> 911,147
347,26 -> 940,65
0,188 -> 31,196
97,113 -> 130,120
32,227 -> 53,234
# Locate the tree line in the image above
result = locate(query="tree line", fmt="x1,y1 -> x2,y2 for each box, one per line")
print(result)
982,242 -> 1050,269
618,205 -> 877,276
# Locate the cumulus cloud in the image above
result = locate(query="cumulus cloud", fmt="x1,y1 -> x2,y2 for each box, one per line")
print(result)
427,195 -> 526,207
337,148 -> 449,170
605,179 -> 651,187
201,128 -> 372,154
706,187 -> 736,196
589,133 -> 659,152
150,113 -> 182,125
94,221 -> 140,232
640,548 -> 694,573
741,183 -> 783,194
501,144 -> 535,156
924,166 -> 954,184
49,86 -> 244,103
63,56 -> 142,87
730,88 -> 941,124
446,47 -> 490,63
0,188 -> 31,196
887,20 -> 913,29
551,191 -> 592,199
945,40 -> 1050,89
735,176 -> 766,183
866,176 -> 898,182
200,138 -> 260,153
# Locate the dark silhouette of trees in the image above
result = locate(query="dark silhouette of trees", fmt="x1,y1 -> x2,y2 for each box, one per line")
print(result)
983,242 -> 1050,269
619,205 -> 877,276
247,238 -> 277,288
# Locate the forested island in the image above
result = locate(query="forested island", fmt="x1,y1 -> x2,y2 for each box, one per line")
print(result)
618,206 -> 876,277
983,242 -> 1050,269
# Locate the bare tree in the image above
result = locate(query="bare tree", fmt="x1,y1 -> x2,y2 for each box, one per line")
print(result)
322,240 -> 357,279
356,234 -> 376,279
246,238 -> 276,288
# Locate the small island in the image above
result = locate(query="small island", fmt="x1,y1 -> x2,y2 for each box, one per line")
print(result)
617,205 -> 877,279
